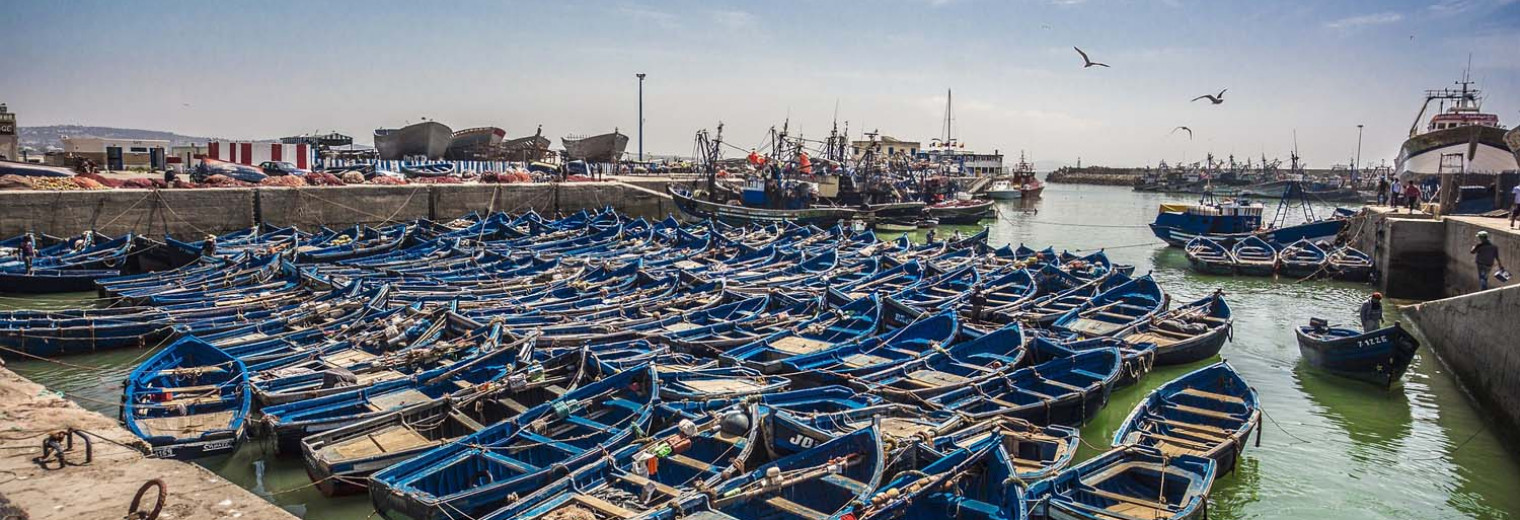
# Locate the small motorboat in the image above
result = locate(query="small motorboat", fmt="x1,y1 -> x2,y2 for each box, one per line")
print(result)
927,199 -> 995,225
1276,239 -> 1328,279
1230,235 -> 1277,277
1328,245 -> 1374,282
1112,361 -> 1260,477
1184,237 -> 1234,275
1294,319 -> 1420,387
873,219 -> 919,233
121,337 -> 250,460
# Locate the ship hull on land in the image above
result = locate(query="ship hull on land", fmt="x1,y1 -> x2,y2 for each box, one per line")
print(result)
374,122 -> 452,160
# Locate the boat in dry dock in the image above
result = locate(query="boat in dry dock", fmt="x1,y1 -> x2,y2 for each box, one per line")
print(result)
374,121 -> 453,160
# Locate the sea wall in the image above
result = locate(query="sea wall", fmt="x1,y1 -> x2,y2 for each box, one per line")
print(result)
0,182 -> 675,238
1441,216 -> 1520,296
0,367 -> 298,520
1045,168 -> 1140,186
1403,284 -> 1520,457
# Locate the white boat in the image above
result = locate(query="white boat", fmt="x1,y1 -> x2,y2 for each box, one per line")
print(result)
985,151 -> 1045,200
1396,72 -> 1512,179
986,179 -> 1025,199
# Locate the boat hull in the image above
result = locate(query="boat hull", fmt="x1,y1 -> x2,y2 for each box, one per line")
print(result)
561,131 -> 629,162
1295,323 -> 1420,387
374,122 -> 453,160
669,186 -> 858,227
1397,125 -> 1513,177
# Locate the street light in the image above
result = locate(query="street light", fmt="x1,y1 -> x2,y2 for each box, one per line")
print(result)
636,73 -> 646,162
1355,124 -> 1364,183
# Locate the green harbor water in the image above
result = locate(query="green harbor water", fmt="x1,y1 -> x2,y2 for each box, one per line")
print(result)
5,183 -> 1519,519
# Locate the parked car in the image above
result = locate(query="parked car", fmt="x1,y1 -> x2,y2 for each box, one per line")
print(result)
192,158 -> 267,183
259,161 -> 309,176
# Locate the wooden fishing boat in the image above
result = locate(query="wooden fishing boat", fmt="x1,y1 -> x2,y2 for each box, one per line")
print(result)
932,416 -> 1080,482
849,322 -> 1026,399
1117,292 -> 1232,366
1294,320 -> 1419,387
1327,245 -> 1373,282
121,337 -> 250,460
1112,361 -> 1260,477
473,403 -> 762,520
1027,445 -> 1215,520
367,364 -> 657,520
846,434 -> 1027,520
873,219 -> 919,233
673,424 -> 886,520
1276,239 -> 1328,279
1027,335 -> 1157,388
996,272 -> 1130,326
777,309 -> 959,383
300,349 -> 598,496
669,186 -> 860,227
1229,235 -> 1277,277
720,293 -> 884,373
926,199 -> 995,225
931,348 -> 1121,427
1050,275 -> 1168,338
1184,237 -> 1234,275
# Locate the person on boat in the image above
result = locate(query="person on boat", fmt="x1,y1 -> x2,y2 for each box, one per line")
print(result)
1471,231 -> 1504,291
201,235 -> 217,257
1375,176 -> 1389,206
969,283 -> 987,322
19,234 -> 35,273
1403,181 -> 1421,213
747,149 -> 763,170
798,151 -> 813,176
926,228 -> 937,244
1359,292 -> 1384,332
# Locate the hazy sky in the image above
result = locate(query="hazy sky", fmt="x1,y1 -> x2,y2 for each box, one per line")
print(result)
2,0 -> 1516,167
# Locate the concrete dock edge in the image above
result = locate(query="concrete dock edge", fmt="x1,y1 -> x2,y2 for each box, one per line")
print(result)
1403,284 -> 1520,459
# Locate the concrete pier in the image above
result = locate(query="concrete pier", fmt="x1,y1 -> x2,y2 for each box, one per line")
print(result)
1348,207 -> 1516,299
0,367 -> 297,520
1404,284 -> 1520,458
0,181 -> 676,239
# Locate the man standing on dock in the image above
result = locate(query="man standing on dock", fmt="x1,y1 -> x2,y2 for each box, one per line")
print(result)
1403,181 -> 1422,213
1471,231 -> 1503,290
1376,176 -> 1389,206
1509,183 -> 1520,229
1359,292 -> 1383,332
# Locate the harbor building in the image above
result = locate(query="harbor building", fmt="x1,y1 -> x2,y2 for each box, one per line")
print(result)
0,104 -> 16,161
206,140 -> 315,170
61,136 -> 169,170
850,135 -> 920,161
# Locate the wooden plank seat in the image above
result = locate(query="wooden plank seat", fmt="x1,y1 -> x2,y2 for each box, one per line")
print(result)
1176,388 -> 1245,405
764,496 -> 830,520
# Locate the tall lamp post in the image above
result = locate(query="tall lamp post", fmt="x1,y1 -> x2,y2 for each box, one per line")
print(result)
1354,124 -> 1364,184
636,73 -> 646,162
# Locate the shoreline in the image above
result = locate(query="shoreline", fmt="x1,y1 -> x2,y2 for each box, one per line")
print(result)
0,365 -> 298,520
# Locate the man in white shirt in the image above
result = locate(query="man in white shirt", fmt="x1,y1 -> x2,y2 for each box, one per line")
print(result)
1511,184 -> 1520,229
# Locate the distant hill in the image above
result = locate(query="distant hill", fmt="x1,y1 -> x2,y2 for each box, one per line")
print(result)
19,125 -> 220,150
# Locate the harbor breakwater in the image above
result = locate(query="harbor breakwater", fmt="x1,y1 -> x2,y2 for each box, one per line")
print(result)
1045,167 -> 1141,186
1404,285 -> 1520,457
0,181 -> 676,238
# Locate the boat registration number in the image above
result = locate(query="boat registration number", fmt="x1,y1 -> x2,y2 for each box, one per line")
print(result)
1357,336 -> 1389,348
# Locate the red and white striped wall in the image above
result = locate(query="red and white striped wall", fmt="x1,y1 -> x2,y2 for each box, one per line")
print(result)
206,141 -> 312,169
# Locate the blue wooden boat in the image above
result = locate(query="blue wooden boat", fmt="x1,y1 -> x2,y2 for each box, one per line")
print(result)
720,293 -> 883,373
1275,239 -> 1327,279
930,348 -> 1121,427
845,435 -> 1027,520
672,424 -> 886,520
1027,335 -> 1157,388
300,348 -> 599,496
1183,237 -> 1234,275
932,417 -> 1080,482
776,309 -> 959,382
658,365 -> 790,401
1327,245 -> 1373,282
367,364 -> 657,520
1117,292 -> 1232,366
669,186 -> 860,227
1229,235 -> 1277,277
997,272 -> 1130,326
1027,446 -> 1215,520
1112,361 -> 1260,477
120,337 -> 251,460
1051,275 -> 1168,338
1294,320 -> 1419,387
848,321 -> 1026,399
475,403 -> 762,520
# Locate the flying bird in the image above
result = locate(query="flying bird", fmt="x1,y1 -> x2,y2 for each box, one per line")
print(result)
1073,47 -> 1109,68
1170,126 -> 1193,139
1191,89 -> 1227,104
1041,23 -> 1053,30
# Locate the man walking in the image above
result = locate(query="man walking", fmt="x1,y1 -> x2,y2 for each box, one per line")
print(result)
1403,180 -> 1422,213
1471,231 -> 1504,291
1510,183 -> 1520,229
1375,176 -> 1389,206
1359,292 -> 1384,332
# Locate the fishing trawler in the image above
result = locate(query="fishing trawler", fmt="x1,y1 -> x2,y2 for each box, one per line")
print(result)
444,127 -> 505,160
985,151 -> 1044,199
562,130 -> 629,162
373,121 -> 452,160
1396,73 -> 1511,178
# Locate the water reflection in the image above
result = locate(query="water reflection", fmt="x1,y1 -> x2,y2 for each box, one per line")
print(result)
1292,362 -> 1413,462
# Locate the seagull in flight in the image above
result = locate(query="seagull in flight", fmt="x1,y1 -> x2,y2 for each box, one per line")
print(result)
1170,126 -> 1193,139
1073,47 -> 1109,68
1192,89 -> 1227,105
